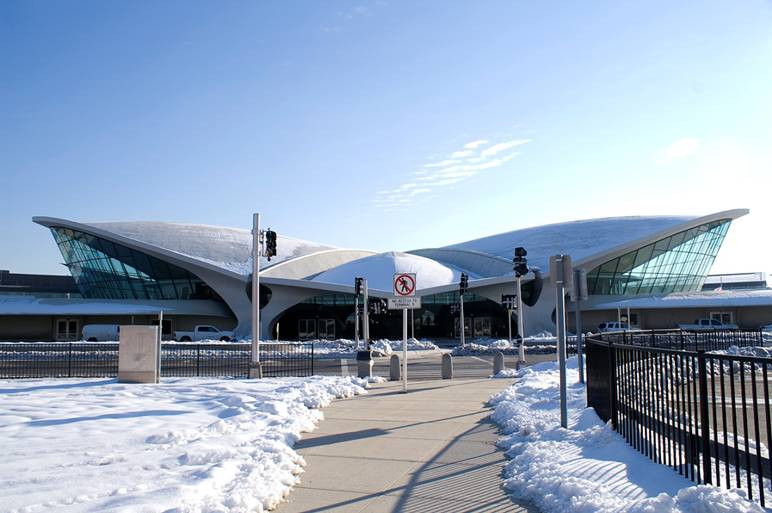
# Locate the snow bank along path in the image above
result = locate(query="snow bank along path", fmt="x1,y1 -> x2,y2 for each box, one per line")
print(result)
489,357 -> 765,513
0,376 -> 368,513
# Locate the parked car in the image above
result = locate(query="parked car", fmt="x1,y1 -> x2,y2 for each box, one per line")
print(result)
597,321 -> 632,332
174,325 -> 234,342
82,324 -> 120,341
678,318 -> 738,330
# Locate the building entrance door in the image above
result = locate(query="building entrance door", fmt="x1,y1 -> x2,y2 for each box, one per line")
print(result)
473,317 -> 492,337
55,318 -> 80,341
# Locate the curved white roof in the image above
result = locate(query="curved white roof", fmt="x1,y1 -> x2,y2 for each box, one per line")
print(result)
81,221 -> 334,276
34,210 -> 748,291
311,251 -> 475,291
443,216 -> 697,272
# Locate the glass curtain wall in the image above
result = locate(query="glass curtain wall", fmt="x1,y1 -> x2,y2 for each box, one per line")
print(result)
586,219 -> 731,295
51,227 -> 221,301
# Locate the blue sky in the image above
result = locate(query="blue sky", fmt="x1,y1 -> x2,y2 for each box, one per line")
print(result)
2,1 -> 771,276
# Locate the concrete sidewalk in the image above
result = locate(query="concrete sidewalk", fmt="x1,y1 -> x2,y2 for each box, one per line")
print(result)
276,378 -> 538,513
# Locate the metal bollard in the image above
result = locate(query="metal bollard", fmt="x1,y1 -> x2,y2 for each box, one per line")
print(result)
493,351 -> 505,375
441,353 -> 453,379
390,354 -> 401,381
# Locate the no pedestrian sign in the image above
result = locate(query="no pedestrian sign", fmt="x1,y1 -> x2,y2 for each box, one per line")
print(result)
393,273 -> 416,296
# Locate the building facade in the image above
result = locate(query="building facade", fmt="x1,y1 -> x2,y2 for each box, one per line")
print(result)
0,208 -> 756,341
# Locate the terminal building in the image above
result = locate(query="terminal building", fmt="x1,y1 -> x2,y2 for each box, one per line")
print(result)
2,209 -> 771,341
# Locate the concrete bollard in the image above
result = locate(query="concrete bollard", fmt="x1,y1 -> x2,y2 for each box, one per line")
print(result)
390,354 -> 401,381
356,350 -> 373,379
441,353 -> 453,379
493,351 -> 505,375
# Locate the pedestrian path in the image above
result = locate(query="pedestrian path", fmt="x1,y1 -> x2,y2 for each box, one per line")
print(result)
276,377 -> 539,513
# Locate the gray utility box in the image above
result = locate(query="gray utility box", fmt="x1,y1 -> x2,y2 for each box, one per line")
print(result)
118,325 -> 160,384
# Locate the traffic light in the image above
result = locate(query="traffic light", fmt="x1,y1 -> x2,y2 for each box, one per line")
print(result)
513,247 -> 528,278
354,277 -> 364,296
264,229 -> 277,260
369,298 -> 387,315
459,273 -> 469,295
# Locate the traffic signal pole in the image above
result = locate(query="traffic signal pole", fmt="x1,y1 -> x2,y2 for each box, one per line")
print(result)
354,291 -> 360,350
459,292 -> 465,348
249,213 -> 262,379
516,276 -> 525,363
363,279 -> 369,348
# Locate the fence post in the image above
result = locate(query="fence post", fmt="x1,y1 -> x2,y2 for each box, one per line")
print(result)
68,343 -> 73,378
697,350 -> 712,484
196,345 -> 200,377
311,343 -> 314,375
608,341 -> 618,429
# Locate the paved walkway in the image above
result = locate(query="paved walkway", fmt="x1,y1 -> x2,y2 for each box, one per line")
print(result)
276,377 -> 538,513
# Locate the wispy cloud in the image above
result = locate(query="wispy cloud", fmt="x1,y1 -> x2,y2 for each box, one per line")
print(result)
463,139 -> 489,150
657,137 -> 700,163
480,138 -> 531,158
372,136 -> 531,210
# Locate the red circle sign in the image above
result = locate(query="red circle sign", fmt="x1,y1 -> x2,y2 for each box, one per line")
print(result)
394,274 -> 416,296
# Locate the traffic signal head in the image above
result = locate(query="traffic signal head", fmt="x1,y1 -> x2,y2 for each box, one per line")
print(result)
265,229 -> 277,260
459,273 -> 469,294
354,277 -> 363,296
513,247 -> 528,277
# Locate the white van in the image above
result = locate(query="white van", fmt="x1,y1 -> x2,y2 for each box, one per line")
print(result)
82,324 -> 120,341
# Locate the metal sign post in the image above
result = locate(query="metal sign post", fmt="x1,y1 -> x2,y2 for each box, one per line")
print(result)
570,269 -> 588,384
550,254 -> 573,429
391,274 -> 418,393
250,213 -> 262,379
402,307 -> 408,392
156,310 -> 163,383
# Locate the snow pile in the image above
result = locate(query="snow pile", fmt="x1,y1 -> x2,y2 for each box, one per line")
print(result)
492,368 -> 518,378
0,376 -> 367,513
489,357 -> 763,513
311,338 -> 439,357
451,334 -> 577,356
711,345 -> 772,359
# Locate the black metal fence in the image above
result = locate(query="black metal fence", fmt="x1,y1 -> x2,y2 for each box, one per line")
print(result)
0,342 -> 314,379
260,342 -> 315,377
598,328 -> 764,352
587,331 -> 771,507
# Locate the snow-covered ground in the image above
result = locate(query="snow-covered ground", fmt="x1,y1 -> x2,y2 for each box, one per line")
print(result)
489,357 -> 765,513
0,376 -> 368,513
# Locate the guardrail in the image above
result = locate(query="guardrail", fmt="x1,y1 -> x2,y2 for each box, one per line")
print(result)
0,342 -> 314,379
586,331 -> 771,508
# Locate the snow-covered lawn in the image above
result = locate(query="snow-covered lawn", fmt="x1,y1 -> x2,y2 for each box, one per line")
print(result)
489,357 -> 764,513
0,376 -> 367,513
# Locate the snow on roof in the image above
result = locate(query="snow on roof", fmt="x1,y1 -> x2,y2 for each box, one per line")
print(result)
443,216 -> 695,272
588,289 -> 772,310
86,221 -> 334,276
0,297 -> 232,316
311,251 -> 475,292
